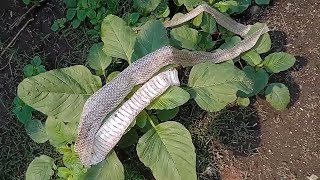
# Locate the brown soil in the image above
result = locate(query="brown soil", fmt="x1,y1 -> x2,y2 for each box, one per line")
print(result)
0,0 -> 319,180
232,0 -> 320,179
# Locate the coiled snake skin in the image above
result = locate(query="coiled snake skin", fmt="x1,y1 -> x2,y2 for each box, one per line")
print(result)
75,4 -> 269,166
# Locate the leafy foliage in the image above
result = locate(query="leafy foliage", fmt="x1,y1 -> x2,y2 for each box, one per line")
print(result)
16,0 -> 297,180
26,155 -> 56,180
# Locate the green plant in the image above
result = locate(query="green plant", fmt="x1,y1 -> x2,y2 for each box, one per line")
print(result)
16,1 -> 294,180
51,18 -> 67,32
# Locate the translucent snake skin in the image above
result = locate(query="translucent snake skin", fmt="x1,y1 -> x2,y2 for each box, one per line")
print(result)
75,4 -> 269,166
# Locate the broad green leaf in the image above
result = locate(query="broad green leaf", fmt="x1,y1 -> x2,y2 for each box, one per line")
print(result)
25,119 -> 48,143
128,12 -> 140,25
198,32 -> 215,51
219,36 -> 241,49
237,97 -> 250,107
140,115 -> 159,133
192,12 -> 203,27
173,0 -> 202,9
66,8 -> 77,20
230,0 -> 251,13
45,117 -> 77,147
148,86 -> 190,110
265,83 -> 290,111
170,26 -> 201,50
156,107 -> 179,121
241,50 -> 262,66
137,121 -> 196,180
17,65 -> 101,123
107,71 -> 120,82
119,129 -> 139,148
263,52 -> 296,73
255,0 -> 270,5
132,20 -> 169,62
85,151 -> 124,180
101,15 -> 136,62
57,167 -> 71,178
87,43 -> 112,76
135,110 -> 148,128
254,33 -> 271,54
238,66 -> 269,97
12,96 -> 33,124
64,0 -> 77,8
77,9 -> 87,21
200,12 -> 217,34
188,62 -> 253,112
155,2 -> 170,18
72,18 -> 81,28
214,1 -> 238,13
26,155 -> 56,180
133,0 -> 161,15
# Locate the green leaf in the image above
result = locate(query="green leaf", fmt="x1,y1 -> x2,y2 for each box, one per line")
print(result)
241,50 -> 262,66
57,167 -> 71,178
200,12 -> 217,34
128,12 -> 140,25
236,97 -> 250,107
156,107 -> 179,121
155,2 -> 170,18
107,71 -> 120,82
219,36 -> 241,49
198,32 -> 215,51
255,0 -> 270,5
63,148 -> 83,169
12,96 -> 33,124
51,22 -> 60,32
170,26 -> 201,50
87,43 -> 112,76
263,52 -> 296,73
173,0 -> 202,9
25,119 -> 48,143
101,15 -> 136,62
132,20 -> 169,62
137,121 -> 196,180
45,117 -> 77,147
77,9 -> 87,21
26,155 -> 56,180
86,9 -> 96,19
23,0 -> 30,5
230,0 -> 251,13
265,83 -> 290,111
253,33 -> 271,54
119,129 -> 139,148
64,0 -> 77,8
31,56 -> 42,66
85,151 -> 124,180
66,8 -> 77,20
107,0 -> 119,13
135,110 -> 148,128
17,65 -> 101,123
148,86 -> 190,110
133,0 -> 161,15
238,66 -> 269,97
188,62 -> 253,112
23,64 -> 34,77
72,18 -> 81,28
214,1 -> 238,13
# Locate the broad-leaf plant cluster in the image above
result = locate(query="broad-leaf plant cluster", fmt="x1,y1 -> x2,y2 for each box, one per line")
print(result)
15,0 -> 296,179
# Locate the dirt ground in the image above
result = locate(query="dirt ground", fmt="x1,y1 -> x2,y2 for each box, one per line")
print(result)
0,0 -> 319,180
230,0 -> 320,179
